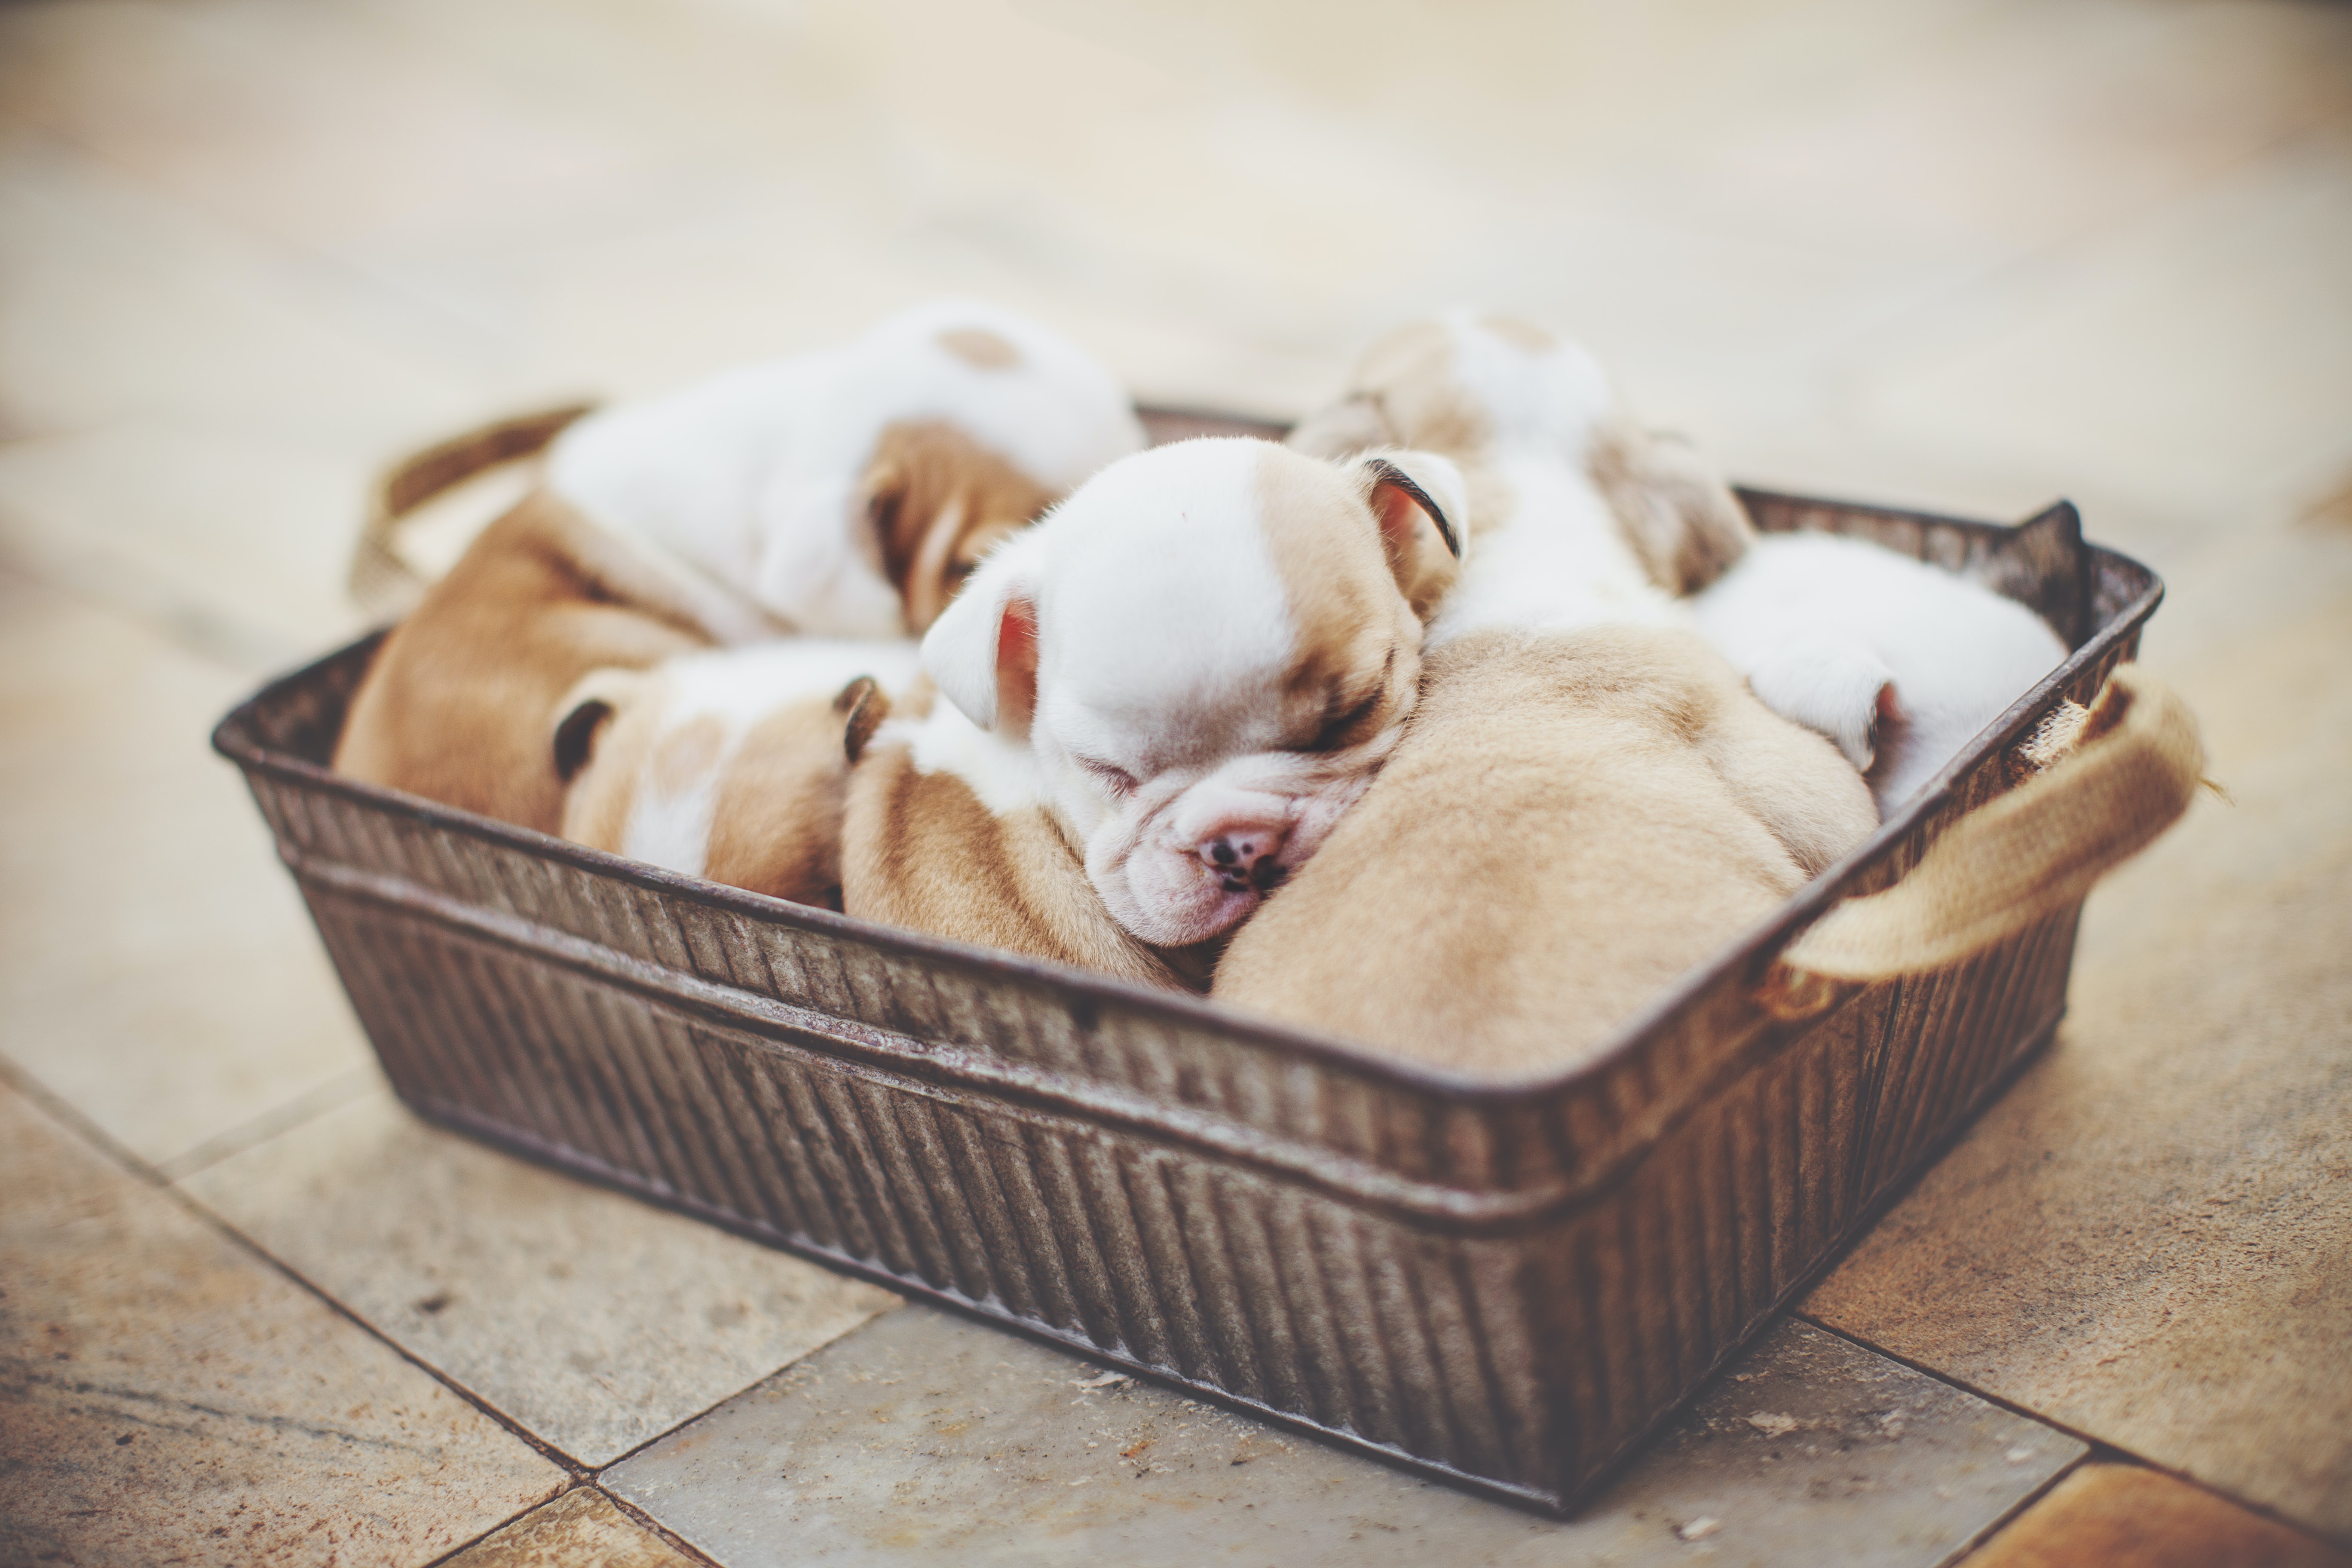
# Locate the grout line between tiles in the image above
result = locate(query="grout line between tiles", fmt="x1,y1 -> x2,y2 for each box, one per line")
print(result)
415,1478 -> 599,1568
0,1052 -> 593,1482
154,1066 -> 383,1181
590,1300 -> 907,1475
1934,1450 -> 2088,1568
1789,1309 -> 2352,1548
597,1482 -> 729,1567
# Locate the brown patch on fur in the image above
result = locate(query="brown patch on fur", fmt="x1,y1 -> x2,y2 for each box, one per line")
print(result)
1213,627 -> 1876,1078
653,714 -> 725,797
1480,314 -> 1556,353
702,697 -> 857,908
841,741 -> 1192,991
1252,446 -> 1427,740
334,490 -> 710,834
1586,423 -> 1753,593
936,326 -> 1023,371
861,420 -> 1057,633
1287,322 -> 1518,543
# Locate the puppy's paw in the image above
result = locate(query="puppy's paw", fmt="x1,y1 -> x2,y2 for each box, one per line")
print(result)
1743,636 -> 1898,774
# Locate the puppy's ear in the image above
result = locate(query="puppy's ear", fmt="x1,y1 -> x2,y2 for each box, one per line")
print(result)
836,676 -> 892,765
919,533 -> 1042,738
1588,424 -> 1752,594
1349,449 -> 1467,618
550,668 -> 649,783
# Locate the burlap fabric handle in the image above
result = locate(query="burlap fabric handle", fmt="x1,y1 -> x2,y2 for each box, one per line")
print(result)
1773,664 -> 2202,993
348,401 -> 598,619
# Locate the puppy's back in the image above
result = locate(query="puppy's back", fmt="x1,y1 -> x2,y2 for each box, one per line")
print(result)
335,492 -> 709,834
1213,627 -> 1874,1077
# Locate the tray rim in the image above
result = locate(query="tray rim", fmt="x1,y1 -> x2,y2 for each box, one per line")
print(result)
212,489 -> 2163,1110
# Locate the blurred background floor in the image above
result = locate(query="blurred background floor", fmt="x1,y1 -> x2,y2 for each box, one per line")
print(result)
1,1 -> 2347,1564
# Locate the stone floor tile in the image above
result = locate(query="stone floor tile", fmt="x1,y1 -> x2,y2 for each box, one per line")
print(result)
0,421 -> 371,670
0,0 -> 660,264
1835,123 -> 2352,560
0,568 -> 374,1170
0,123 -> 497,453
1803,524 -> 2352,1544
0,1079 -> 565,1568
181,1087 -> 899,1467
1964,1463 -> 2350,1568
441,1487 -> 701,1568
606,1305 -> 2081,1568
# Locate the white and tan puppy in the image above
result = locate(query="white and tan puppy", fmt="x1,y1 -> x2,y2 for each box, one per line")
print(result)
337,300 -> 1133,833
1693,533 -> 2069,816
547,300 -> 1145,639
553,640 -> 922,910
1213,314 -> 1878,1074
842,437 -> 1467,978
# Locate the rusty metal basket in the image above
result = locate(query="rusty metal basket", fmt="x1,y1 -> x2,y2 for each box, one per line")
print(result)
212,409 -> 2162,1513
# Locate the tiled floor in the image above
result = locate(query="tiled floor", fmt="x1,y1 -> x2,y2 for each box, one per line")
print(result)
1,1 -> 2346,1564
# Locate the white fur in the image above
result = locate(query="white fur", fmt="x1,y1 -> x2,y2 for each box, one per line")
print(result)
1416,313 -> 1685,646
547,300 -> 1145,640
1694,532 -> 2067,815
585,640 -> 921,876
891,698 -> 1048,818
920,438 -> 1423,947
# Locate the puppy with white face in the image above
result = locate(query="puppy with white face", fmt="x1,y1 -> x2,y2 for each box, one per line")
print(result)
844,437 -> 1466,970
547,299 -> 1145,640
553,640 -> 922,909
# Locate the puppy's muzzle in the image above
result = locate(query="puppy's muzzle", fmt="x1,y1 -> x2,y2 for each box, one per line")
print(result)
1202,830 -> 1289,894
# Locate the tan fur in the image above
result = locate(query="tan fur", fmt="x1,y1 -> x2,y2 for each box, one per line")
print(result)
1254,447 -> 1433,700
701,698 -> 861,908
1212,627 -> 1878,1078
935,326 -> 1023,371
334,492 -> 710,834
1585,423 -> 1752,594
860,420 -> 1057,633
557,678 -> 864,910
841,739 -> 1195,991
1289,314 -> 1749,590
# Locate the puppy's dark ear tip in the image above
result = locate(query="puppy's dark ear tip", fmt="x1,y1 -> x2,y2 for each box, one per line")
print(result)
838,677 -> 890,764
551,699 -> 614,783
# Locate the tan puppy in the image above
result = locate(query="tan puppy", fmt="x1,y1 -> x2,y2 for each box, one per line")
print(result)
552,640 -> 921,909
1213,627 -> 1873,1073
334,490 -> 725,833
841,437 -> 1467,986
336,301 -> 1136,833
1213,313 -> 1877,1074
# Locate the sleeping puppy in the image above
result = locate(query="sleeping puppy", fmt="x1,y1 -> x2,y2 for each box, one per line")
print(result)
336,300 -> 1135,833
841,436 -> 1467,982
1692,532 -> 2069,816
1212,626 -> 1874,1073
1213,313 -> 1877,1074
546,299 -> 1145,639
553,640 -> 922,909
1301,309 -> 2066,818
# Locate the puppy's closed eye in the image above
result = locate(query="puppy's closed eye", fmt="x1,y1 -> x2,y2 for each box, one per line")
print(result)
1303,649 -> 1397,753
1074,755 -> 1139,797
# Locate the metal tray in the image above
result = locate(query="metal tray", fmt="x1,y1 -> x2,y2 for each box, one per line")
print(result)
213,413 -> 2161,1513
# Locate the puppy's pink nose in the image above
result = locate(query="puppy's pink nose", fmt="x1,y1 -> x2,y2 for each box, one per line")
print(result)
1201,826 -> 1288,894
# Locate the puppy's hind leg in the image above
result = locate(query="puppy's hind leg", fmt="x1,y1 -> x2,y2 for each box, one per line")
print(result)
1740,634 -> 1899,775
1698,655 -> 1885,876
